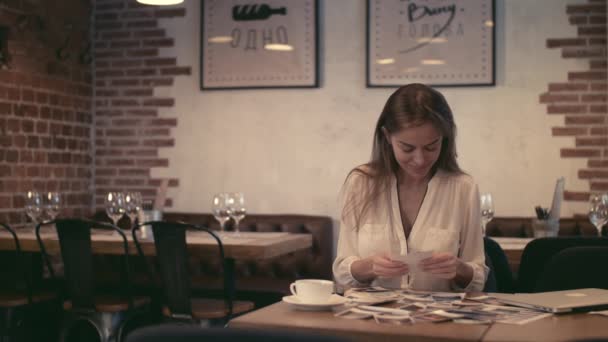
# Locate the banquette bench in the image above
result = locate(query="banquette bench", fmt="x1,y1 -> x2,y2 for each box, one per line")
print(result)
486,216 -> 602,238
91,214 -> 600,305
486,216 -> 605,276
91,212 -> 333,308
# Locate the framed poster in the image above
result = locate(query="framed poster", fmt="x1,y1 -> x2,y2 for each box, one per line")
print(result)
201,0 -> 319,90
367,0 -> 495,87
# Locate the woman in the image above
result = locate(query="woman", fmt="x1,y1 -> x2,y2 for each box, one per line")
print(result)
333,83 -> 487,292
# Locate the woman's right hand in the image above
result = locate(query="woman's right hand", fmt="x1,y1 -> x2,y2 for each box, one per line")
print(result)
351,254 -> 409,283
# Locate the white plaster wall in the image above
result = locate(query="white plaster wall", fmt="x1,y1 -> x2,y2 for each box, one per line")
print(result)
152,0 -> 590,224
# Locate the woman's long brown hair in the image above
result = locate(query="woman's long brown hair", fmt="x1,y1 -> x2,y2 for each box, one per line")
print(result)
342,83 -> 463,230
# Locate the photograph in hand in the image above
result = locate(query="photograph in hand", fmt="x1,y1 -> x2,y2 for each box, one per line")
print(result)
390,251 -> 434,272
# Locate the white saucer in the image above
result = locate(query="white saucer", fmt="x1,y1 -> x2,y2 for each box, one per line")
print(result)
282,294 -> 348,311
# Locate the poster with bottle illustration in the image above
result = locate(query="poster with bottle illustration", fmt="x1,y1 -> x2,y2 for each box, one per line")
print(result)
201,0 -> 318,89
367,0 -> 495,87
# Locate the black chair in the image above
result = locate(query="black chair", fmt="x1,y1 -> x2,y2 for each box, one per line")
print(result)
0,222 -> 56,341
126,325 -> 350,342
131,221 -> 254,325
535,246 -> 608,292
517,237 -> 608,293
36,218 -> 150,342
483,237 -> 515,293
483,257 -> 497,293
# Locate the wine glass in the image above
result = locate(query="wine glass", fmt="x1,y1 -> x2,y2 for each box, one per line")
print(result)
105,192 -> 126,226
43,192 -> 62,222
124,191 -> 142,229
227,192 -> 247,235
589,193 -> 608,237
212,193 -> 231,232
480,193 -> 494,236
25,191 -> 43,232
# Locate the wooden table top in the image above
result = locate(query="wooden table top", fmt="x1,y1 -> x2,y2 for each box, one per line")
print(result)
0,230 -> 313,260
483,311 -> 608,342
229,302 -> 608,342
229,302 -> 489,342
492,237 -> 533,251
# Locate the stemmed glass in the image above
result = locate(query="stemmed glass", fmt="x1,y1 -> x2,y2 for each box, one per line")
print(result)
105,192 -> 126,226
25,191 -> 43,232
227,192 -> 247,236
212,193 -> 231,232
124,191 -> 142,229
43,192 -> 62,222
480,193 -> 494,236
589,193 -> 608,237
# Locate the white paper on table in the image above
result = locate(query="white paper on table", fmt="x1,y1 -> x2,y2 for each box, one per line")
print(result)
390,251 -> 434,272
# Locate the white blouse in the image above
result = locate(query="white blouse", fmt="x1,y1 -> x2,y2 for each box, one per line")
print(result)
333,169 -> 488,292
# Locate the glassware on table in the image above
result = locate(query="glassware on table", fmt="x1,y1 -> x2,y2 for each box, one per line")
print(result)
25,191 -> 43,231
124,191 -> 142,229
480,192 -> 494,236
227,192 -> 247,235
532,218 -> 560,238
588,193 -> 608,237
105,192 -> 126,226
212,193 -> 231,232
43,191 -> 62,222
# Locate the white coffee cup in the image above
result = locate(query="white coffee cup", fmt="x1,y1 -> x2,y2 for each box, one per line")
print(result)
289,279 -> 334,304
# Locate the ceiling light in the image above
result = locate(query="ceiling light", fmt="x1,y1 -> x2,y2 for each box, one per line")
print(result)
137,0 -> 184,5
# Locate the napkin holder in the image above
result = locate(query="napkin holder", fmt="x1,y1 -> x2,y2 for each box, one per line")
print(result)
138,202 -> 162,239
532,177 -> 565,238
532,218 -> 560,238
137,179 -> 169,239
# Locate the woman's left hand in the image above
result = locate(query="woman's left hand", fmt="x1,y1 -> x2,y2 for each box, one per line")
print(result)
419,253 -> 460,279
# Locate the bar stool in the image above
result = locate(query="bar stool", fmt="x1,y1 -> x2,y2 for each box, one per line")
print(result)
126,325 -> 350,342
36,218 -> 151,342
131,221 -> 254,326
517,237 -> 608,293
0,222 -> 56,341
483,237 -> 515,293
535,246 -> 608,292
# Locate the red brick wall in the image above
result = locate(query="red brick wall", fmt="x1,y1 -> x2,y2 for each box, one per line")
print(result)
93,0 -> 189,210
0,0 -> 93,227
541,0 -> 607,203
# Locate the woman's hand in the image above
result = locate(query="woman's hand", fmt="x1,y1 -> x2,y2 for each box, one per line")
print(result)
419,253 -> 460,279
351,254 -> 409,283
419,253 -> 473,287
371,254 -> 410,278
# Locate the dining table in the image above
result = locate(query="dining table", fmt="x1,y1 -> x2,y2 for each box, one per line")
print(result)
229,298 -> 608,342
0,229 -> 312,259
0,228 -> 313,310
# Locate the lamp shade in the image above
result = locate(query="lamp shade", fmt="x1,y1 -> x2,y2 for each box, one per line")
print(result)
137,0 -> 184,5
